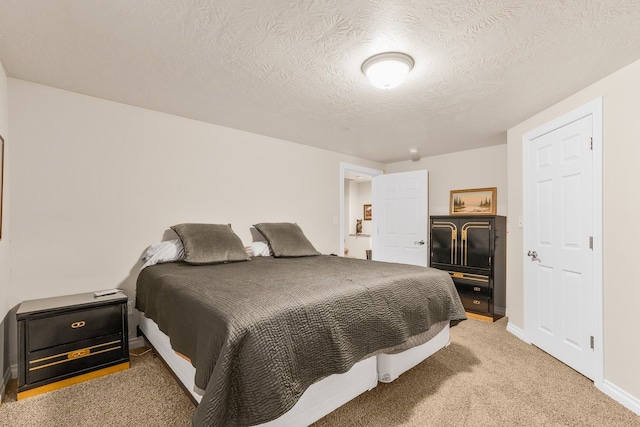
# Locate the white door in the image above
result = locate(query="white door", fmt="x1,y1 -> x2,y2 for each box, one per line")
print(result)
524,114 -> 595,379
372,170 -> 428,267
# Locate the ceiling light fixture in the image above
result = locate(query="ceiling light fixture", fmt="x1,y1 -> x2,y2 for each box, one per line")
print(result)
362,52 -> 415,89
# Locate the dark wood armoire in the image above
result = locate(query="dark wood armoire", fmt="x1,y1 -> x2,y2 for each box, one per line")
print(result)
430,215 -> 506,321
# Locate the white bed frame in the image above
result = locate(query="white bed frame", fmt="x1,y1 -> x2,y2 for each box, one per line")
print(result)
139,315 -> 450,426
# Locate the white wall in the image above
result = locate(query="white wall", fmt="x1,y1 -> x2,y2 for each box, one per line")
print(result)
507,58 -> 640,411
385,145 -> 508,216
6,78 -> 383,366
0,61 -> 10,397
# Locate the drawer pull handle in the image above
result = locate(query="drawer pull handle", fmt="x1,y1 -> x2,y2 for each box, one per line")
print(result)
473,300 -> 481,305
71,321 -> 86,329
453,272 -> 464,278
68,348 -> 90,359
473,287 -> 481,292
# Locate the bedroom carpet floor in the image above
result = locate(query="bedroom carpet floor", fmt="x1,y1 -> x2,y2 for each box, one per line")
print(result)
1,317 -> 638,427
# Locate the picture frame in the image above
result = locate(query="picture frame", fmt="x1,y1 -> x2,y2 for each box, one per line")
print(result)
450,187 -> 496,215
363,203 -> 372,221
0,134 -> 4,240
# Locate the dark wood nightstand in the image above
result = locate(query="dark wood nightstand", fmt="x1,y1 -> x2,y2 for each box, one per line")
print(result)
17,291 -> 130,399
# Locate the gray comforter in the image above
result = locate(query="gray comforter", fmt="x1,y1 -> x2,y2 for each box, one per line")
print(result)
136,255 -> 466,426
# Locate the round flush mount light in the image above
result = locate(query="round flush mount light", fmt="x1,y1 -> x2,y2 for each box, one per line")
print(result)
362,52 -> 415,89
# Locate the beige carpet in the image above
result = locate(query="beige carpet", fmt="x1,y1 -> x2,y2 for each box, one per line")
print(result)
1,318 -> 638,426
0,347 -> 196,426
313,318 -> 640,427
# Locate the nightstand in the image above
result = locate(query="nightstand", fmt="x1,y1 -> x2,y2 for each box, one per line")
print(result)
17,291 -> 130,399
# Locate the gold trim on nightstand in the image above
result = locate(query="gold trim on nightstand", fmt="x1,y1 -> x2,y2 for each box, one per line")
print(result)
68,348 -> 90,359
29,340 -> 121,370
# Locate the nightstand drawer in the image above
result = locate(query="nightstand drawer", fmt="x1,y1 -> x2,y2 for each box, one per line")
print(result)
28,304 -> 123,351
27,333 -> 125,385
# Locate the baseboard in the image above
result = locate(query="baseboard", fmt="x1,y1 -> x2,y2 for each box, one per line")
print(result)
1,365 -> 11,403
506,321 -> 530,344
129,335 -> 146,349
10,363 -> 17,380
599,380 -> 640,416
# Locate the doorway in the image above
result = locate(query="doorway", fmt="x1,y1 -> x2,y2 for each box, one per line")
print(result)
339,163 -> 382,259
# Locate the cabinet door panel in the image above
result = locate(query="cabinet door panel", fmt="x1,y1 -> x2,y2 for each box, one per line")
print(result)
462,220 -> 492,269
431,221 -> 457,265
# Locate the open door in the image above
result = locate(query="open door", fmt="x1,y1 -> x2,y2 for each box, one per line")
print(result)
372,170 -> 428,267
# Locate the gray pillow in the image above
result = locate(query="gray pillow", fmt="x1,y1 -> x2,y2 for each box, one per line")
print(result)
253,223 -> 320,257
171,223 -> 250,265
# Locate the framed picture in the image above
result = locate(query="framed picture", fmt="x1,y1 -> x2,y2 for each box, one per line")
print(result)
0,134 -> 4,240
450,187 -> 496,215
363,204 -> 372,221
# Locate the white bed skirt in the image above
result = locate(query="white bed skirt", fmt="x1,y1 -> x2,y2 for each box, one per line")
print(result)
377,323 -> 451,383
138,315 -> 450,426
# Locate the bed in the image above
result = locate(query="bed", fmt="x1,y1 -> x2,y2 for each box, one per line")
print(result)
135,223 -> 466,426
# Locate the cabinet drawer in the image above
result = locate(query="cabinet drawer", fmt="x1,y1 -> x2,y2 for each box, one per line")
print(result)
28,304 -> 123,351
27,333 -> 125,385
459,293 -> 490,314
454,281 -> 491,297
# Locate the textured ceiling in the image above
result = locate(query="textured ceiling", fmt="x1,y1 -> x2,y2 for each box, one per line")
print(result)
1,1 -> 640,163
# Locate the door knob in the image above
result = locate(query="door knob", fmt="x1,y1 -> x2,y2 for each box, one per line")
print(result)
414,240 -> 425,245
527,250 -> 539,261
